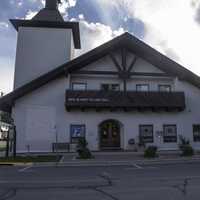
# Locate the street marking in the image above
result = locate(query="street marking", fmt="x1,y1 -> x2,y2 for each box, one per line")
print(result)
18,166 -> 32,172
59,156 -> 65,163
124,166 -> 158,171
0,178 -> 102,184
132,163 -> 143,169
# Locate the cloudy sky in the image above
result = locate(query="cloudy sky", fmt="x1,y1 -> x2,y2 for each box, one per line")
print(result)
1,0 -> 200,94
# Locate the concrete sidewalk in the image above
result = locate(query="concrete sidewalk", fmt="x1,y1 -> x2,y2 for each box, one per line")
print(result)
2,151 -> 200,167
32,151 -> 200,167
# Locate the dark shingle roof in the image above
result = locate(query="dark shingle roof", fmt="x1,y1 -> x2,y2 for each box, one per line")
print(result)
0,32 -> 199,113
32,8 -> 64,22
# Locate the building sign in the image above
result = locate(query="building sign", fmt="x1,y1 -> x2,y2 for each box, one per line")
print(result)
68,97 -> 109,103
70,124 -> 86,143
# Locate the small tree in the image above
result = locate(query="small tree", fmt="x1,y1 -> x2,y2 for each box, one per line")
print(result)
179,135 -> 194,157
76,138 -> 93,159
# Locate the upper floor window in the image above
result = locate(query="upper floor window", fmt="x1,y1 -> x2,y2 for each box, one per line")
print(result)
101,84 -> 120,91
72,82 -> 87,91
193,124 -> 200,142
163,125 -> 177,143
136,84 -> 149,92
159,85 -> 171,92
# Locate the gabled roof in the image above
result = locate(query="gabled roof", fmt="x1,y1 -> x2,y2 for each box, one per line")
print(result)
0,32 -> 200,113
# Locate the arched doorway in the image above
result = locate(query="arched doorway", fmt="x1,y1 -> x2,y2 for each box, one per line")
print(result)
99,119 -> 121,150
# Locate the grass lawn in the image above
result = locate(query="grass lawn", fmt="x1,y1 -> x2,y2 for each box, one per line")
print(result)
0,141 -> 6,152
0,155 -> 62,163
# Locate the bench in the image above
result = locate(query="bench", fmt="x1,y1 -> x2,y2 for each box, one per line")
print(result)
52,143 -> 70,152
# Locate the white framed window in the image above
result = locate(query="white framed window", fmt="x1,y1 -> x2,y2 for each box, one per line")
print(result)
139,125 -> 154,143
136,84 -> 149,92
193,124 -> 200,142
163,125 -> 177,143
159,85 -> 171,92
72,82 -> 87,91
101,84 -> 120,91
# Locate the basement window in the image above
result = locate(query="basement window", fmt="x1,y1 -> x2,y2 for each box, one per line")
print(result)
163,125 -> 177,143
193,125 -> 200,142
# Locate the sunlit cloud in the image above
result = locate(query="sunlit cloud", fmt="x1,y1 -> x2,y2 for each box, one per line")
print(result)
92,0 -> 200,75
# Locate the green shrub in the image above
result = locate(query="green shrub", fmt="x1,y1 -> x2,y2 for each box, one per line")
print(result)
179,135 -> 194,157
144,146 -> 158,158
76,138 -> 93,159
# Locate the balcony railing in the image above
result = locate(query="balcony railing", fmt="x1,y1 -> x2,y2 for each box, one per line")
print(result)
65,90 -> 185,112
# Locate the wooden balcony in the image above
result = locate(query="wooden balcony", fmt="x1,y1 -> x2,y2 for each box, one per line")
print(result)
65,90 -> 185,112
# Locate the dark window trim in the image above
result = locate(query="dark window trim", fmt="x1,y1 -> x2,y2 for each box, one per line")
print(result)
139,124 -> 154,143
136,84 -> 150,92
100,83 -> 120,91
163,124 -> 177,143
70,124 -> 86,144
158,84 -> 172,92
71,82 -> 87,91
193,124 -> 200,142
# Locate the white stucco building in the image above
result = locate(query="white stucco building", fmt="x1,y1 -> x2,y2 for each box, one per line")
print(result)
1,0 -> 200,153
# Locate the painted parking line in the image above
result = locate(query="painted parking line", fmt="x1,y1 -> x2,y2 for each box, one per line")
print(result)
124,163 -> 159,170
132,163 -> 143,169
18,166 -> 32,172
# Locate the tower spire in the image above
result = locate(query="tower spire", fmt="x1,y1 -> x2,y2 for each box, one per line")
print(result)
32,0 -> 63,21
45,0 -> 61,10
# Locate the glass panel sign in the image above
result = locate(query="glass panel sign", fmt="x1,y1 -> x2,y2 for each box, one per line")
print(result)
70,124 -> 85,143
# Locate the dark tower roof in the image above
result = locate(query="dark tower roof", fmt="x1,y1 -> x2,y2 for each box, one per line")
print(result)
32,0 -> 64,22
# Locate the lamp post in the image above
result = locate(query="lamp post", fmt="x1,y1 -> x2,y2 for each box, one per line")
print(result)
54,125 -> 60,166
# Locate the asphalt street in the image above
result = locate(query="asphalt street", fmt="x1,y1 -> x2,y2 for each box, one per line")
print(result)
0,162 -> 200,199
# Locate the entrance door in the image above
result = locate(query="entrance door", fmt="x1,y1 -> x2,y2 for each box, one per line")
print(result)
99,120 -> 120,150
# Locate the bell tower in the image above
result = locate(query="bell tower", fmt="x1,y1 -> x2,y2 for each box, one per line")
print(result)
11,0 -> 80,89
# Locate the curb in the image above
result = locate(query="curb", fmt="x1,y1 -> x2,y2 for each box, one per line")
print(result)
32,158 -> 200,167
0,162 -> 33,167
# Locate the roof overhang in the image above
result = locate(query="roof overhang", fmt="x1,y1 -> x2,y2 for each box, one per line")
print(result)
10,19 -> 81,49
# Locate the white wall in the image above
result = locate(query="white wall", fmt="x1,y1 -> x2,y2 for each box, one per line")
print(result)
12,48 -> 200,152
12,75 -> 200,152
14,27 -> 73,89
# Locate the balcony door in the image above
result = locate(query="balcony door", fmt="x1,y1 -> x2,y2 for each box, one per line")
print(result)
99,120 -> 121,150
